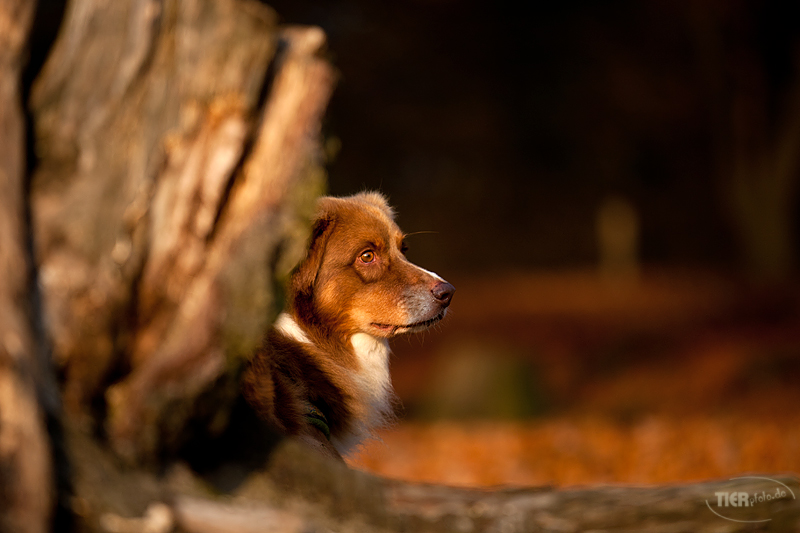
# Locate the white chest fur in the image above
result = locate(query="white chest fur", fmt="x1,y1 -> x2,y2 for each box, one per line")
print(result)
273,313 -> 395,453
338,332 -> 394,450
274,312 -> 310,344
350,332 -> 392,409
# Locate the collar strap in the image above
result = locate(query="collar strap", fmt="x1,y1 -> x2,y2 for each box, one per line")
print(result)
305,404 -> 331,441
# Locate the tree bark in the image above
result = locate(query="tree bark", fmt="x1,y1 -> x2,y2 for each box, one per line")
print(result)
29,0 -> 332,463
0,1 -> 55,532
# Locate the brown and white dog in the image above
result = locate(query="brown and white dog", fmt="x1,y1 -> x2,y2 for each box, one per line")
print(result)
243,192 -> 454,459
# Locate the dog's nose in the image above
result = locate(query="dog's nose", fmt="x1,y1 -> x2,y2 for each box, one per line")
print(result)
431,282 -> 455,306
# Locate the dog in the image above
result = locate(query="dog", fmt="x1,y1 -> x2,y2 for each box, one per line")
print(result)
243,192 -> 454,459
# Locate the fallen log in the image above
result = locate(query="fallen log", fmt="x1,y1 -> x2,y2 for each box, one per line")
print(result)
67,424 -> 800,532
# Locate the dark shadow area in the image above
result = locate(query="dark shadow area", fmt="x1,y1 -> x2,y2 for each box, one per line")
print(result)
179,395 -> 284,493
22,0 -> 67,175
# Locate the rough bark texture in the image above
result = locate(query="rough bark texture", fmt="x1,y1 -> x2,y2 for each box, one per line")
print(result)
0,1 -> 55,532
1,0 -> 799,531
29,0 -> 331,463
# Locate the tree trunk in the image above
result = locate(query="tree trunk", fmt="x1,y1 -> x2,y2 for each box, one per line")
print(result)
690,4 -> 800,281
1,0 -> 799,531
0,1 -> 55,532
29,0 -> 332,463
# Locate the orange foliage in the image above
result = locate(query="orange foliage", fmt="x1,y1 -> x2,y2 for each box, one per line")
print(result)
349,416 -> 800,488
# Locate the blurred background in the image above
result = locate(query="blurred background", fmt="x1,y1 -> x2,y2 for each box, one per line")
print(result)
30,0 -> 800,486
264,0 -> 800,487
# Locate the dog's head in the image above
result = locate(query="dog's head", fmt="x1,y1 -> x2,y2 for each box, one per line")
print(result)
290,192 -> 454,339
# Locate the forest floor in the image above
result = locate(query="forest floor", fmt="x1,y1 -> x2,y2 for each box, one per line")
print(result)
348,269 -> 800,487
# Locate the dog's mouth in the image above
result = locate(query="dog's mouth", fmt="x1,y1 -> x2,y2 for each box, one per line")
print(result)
370,310 -> 446,336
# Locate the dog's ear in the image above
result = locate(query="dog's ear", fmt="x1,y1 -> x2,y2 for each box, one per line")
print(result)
290,206 -> 335,298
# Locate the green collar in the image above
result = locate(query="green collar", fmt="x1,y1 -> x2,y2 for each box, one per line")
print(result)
305,404 -> 331,441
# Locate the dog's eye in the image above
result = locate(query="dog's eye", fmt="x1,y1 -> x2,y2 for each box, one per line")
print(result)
359,250 -> 376,263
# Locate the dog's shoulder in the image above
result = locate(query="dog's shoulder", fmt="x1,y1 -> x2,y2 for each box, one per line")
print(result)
243,313 -> 359,456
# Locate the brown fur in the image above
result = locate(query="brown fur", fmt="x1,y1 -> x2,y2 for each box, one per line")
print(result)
243,192 -> 454,458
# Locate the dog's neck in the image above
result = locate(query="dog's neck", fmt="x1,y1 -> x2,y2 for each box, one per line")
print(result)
274,312 -> 395,452
348,332 -> 393,428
